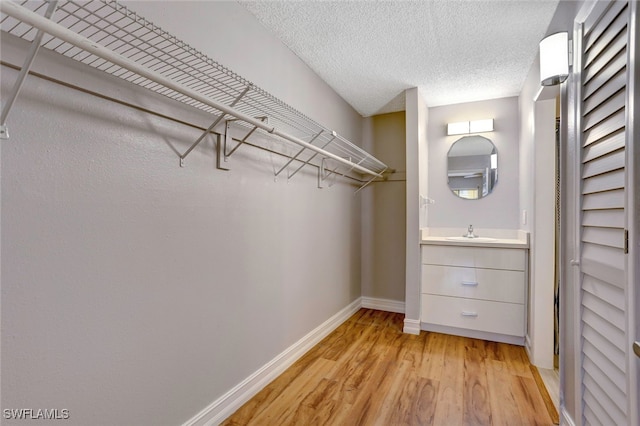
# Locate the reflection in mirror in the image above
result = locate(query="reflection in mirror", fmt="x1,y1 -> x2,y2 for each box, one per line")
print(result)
447,135 -> 497,200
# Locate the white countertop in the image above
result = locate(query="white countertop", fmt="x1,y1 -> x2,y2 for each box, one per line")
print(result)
420,228 -> 530,249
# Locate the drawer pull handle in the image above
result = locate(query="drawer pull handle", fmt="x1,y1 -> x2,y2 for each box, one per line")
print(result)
461,281 -> 479,287
461,311 -> 478,317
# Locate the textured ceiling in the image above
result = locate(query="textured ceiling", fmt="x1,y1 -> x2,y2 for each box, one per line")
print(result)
240,1 -> 560,117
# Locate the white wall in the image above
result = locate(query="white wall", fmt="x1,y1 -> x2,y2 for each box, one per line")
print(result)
519,55 -> 556,370
427,97 -> 520,230
418,92 -> 429,229
0,2 -> 366,425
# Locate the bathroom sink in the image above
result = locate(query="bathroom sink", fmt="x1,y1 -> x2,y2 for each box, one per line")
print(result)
445,236 -> 498,242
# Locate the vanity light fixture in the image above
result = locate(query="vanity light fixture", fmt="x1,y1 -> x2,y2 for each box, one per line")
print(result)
470,119 -> 494,133
539,32 -> 569,86
447,121 -> 470,135
447,119 -> 494,136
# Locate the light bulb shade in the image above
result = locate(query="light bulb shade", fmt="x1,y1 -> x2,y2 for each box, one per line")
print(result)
540,32 -> 569,86
447,121 -> 470,135
470,119 -> 494,133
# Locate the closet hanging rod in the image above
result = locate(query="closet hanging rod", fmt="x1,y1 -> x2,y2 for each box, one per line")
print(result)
0,0 -> 384,179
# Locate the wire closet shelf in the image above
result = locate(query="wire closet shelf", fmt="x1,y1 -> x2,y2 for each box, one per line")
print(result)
0,0 -> 388,186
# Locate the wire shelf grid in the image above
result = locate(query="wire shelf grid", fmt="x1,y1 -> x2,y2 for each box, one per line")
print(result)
0,0 -> 388,176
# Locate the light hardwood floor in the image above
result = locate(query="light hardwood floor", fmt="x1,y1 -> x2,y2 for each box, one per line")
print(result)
223,309 -> 554,425
538,368 -> 560,416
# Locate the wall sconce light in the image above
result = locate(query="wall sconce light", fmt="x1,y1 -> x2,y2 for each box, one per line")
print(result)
539,32 -> 569,86
447,119 -> 494,136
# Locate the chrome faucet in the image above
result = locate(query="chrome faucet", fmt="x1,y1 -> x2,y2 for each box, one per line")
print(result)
465,225 -> 477,238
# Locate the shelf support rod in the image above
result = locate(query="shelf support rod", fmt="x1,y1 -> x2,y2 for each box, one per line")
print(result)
322,158 -> 340,187
0,1 -> 384,178
321,158 -> 346,182
287,134 -> 336,180
0,0 -> 58,140
320,156 -> 361,187
226,125 -> 257,157
180,85 -> 251,164
323,156 -> 367,182
225,116 -> 267,158
274,130 -> 323,177
354,173 -> 383,195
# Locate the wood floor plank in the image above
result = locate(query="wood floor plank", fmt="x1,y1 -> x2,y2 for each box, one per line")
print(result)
486,359 -> 526,426
334,357 -> 402,425
381,360 -> 439,425
223,309 -> 555,426
530,365 -> 560,424
511,375 -> 555,425
463,339 -> 492,426
324,329 -> 387,405
222,346 -> 331,424
431,334 -> 465,425
500,342 -> 532,377
483,339 -> 505,362
246,357 -> 337,425
326,322 -> 408,425
414,331 -> 447,381
319,322 -> 373,362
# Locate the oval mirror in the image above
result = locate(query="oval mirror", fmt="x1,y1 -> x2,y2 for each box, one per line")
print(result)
447,135 -> 497,200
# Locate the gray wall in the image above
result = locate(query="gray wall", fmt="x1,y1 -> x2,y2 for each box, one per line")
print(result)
1,2 -> 365,425
427,97 -> 520,230
361,112 -> 406,302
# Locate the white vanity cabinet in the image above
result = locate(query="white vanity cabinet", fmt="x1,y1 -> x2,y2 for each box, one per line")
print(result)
420,244 -> 528,345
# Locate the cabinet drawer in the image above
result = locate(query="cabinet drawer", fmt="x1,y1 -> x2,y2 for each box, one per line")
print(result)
421,294 -> 525,337
421,265 -> 525,304
421,245 -> 525,271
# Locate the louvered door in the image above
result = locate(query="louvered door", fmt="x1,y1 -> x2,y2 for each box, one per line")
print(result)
578,1 -> 636,425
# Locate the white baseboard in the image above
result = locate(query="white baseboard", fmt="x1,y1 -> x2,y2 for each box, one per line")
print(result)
560,406 -> 576,426
182,298 -> 362,426
403,318 -> 421,335
361,297 -> 405,314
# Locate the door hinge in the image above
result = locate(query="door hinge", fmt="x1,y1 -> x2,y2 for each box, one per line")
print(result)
624,229 -> 629,254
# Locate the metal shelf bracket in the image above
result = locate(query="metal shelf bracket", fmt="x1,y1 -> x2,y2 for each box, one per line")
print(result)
0,125 -> 9,140
180,84 -> 251,166
354,173 -> 382,195
222,116 -> 267,163
274,130 -> 323,179
216,133 -> 228,171
318,158 -> 327,189
287,132 -> 336,182
319,158 -> 342,188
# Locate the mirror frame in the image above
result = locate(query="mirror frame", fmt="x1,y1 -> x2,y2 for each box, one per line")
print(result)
446,135 -> 498,200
